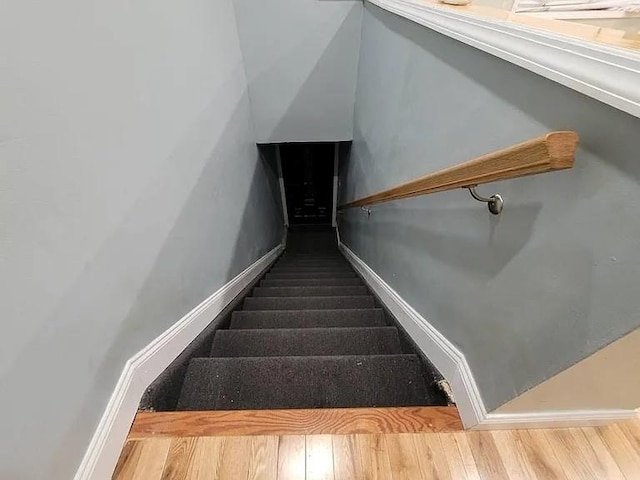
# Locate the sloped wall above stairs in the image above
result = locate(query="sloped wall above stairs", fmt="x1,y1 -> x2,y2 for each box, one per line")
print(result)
232,0 -> 362,143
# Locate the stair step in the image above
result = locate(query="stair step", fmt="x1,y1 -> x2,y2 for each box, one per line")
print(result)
229,309 -> 386,329
269,267 -> 353,274
176,355 -> 431,410
243,296 -> 375,310
260,278 -> 362,287
275,262 -> 349,269
279,257 -> 344,263
281,253 -> 342,258
253,286 -> 368,297
277,258 -> 347,264
266,271 -> 357,279
211,327 -> 402,357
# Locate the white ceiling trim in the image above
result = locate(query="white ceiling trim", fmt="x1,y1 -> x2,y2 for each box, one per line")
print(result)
367,0 -> 640,119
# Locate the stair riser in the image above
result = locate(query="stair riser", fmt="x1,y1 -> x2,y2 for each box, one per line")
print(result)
260,278 -> 362,287
243,296 -> 375,310
177,355 -> 430,410
278,256 -> 345,260
229,309 -> 386,329
276,257 -> 346,263
266,272 -> 357,279
252,286 -> 369,297
270,267 -> 353,274
275,263 -> 350,270
211,327 -> 402,357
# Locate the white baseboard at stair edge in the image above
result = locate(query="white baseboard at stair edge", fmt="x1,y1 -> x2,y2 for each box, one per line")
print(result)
338,241 -> 637,429
74,242 -> 285,480
338,241 -> 486,427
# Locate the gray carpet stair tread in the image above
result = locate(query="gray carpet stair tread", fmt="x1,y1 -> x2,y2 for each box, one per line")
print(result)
229,308 -> 386,329
266,271 -> 357,279
243,296 -> 375,310
260,277 -> 362,287
276,259 -> 348,265
270,265 -> 353,272
176,355 -> 431,410
252,286 -> 369,297
278,258 -> 345,264
211,327 -> 402,357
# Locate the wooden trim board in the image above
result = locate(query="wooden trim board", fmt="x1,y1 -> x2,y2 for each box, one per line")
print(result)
129,407 -> 463,438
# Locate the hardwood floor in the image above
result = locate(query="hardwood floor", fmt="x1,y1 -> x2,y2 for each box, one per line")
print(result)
114,413 -> 640,479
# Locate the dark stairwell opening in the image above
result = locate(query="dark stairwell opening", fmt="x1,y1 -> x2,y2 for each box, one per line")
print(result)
139,142 -> 451,413
280,143 -> 334,226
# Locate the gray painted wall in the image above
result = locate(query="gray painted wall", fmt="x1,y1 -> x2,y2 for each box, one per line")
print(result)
232,0 -> 362,143
339,3 -> 640,412
0,0 -> 283,477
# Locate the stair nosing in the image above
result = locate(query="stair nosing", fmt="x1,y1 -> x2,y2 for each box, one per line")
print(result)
215,326 -> 398,334
190,353 -> 419,362
232,307 -> 384,314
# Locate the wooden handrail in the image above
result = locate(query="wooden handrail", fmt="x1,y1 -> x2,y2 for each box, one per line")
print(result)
339,131 -> 579,209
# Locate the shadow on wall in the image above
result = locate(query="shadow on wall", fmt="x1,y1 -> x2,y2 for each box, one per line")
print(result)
139,144 -> 284,412
339,194 -> 595,409
255,4 -> 362,142
0,78 -> 283,479
343,201 -> 542,278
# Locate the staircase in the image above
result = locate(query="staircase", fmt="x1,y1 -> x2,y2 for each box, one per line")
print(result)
174,226 -> 447,411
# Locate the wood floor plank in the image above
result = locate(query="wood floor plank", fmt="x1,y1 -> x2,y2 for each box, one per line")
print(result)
572,428 -> 625,480
439,433 -> 481,480
277,435 -> 306,480
113,441 -> 143,480
543,429 -> 595,479
160,438 -> 198,480
596,423 -> 640,479
306,435 -> 334,480
385,434 -> 424,480
179,437 -> 225,479
117,416 -> 640,480
355,434 -> 393,480
515,430 -> 567,480
466,431 -> 509,480
247,436 -> 279,480
218,436 -> 252,480
491,430 -> 539,479
332,435 -> 363,480
412,433 -> 452,480
129,407 -> 462,438
618,416 -> 640,454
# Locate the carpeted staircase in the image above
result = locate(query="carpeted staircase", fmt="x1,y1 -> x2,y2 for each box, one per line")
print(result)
174,226 -> 447,411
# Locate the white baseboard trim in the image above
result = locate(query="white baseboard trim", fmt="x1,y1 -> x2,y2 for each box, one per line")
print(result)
339,241 -> 486,428
475,409 -> 637,430
338,240 -> 637,429
74,242 -> 284,480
